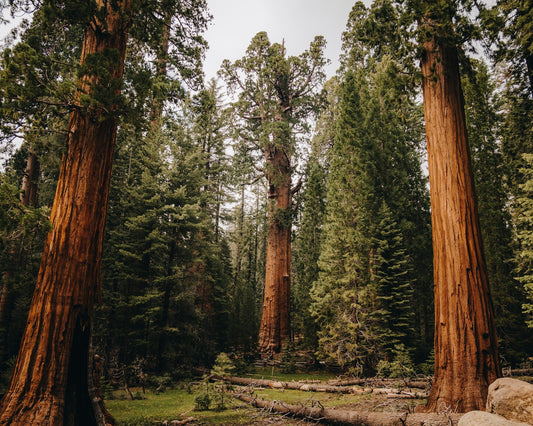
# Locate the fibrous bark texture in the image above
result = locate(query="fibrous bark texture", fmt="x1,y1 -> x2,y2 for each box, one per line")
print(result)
258,146 -> 292,355
0,1 -> 130,424
421,38 -> 501,412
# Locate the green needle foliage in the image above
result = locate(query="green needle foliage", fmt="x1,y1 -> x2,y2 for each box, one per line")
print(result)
1,0 -> 532,393
0,177 -> 51,390
310,0 -> 431,374
293,156 -> 327,349
462,59 -> 533,365
516,154 -> 533,328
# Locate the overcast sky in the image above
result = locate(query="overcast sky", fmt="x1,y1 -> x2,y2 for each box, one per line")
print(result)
1,1 -> 370,81
203,0 -> 368,81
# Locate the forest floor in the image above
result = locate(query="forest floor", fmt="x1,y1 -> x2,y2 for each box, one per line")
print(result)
105,368 -> 428,425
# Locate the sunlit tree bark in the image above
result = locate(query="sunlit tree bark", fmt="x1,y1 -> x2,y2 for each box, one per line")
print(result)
259,141 -> 292,354
421,35 -> 501,412
0,1 -> 131,424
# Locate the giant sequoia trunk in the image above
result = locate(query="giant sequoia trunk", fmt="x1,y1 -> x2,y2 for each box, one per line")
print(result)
421,38 -> 501,412
0,1 -> 130,424
258,146 -> 292,355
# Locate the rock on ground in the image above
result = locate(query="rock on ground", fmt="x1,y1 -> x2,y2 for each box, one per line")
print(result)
487,378 -> 533,425
459,411 -> 530,426
457,411 -> 528,426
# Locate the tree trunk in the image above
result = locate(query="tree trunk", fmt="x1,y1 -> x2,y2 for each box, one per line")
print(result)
157,241 -> 176,372
525,53 -> 533,99
234,394 -> 462,425
0,146 -> 40,351
421,38 -> 501,412
0,275 -> 10,362
258,146 -> 292,355
148,11 -> 171,128
20,147 -> 40,207
0,1 -> 131,424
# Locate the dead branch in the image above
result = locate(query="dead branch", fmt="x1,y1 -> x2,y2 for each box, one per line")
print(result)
505,368 -> 533,377
291,176 -> 303,195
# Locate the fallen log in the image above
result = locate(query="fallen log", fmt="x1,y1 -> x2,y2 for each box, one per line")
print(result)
327,377 -> 430,389
216,376 -> 428,398
233,394 -> 462,425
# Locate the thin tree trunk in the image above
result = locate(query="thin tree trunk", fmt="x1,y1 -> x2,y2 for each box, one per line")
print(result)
20,147 -> 40,207
421,38 -> 501,413
0,1 -> 131,424
148,12 -> 171,128
234,184 -> 245,289
157,241 -> 176,372
258,147 -> 291,355
0,277 -> 10,363
0,282 -> 7,329
525,53 -> 533,99
0,146 -> 40,349
214,179 -> 221,242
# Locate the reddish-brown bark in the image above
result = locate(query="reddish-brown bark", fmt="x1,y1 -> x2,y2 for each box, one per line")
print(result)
0,1 -> 131,424
258,145 -> 292,355
421,38 -> 501,412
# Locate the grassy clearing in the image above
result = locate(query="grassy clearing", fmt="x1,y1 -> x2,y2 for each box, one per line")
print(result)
106,384 -> 423,425
106,386 -> 255,425
105,387 -> 365,425
105,368 -> 425,424
252,387 -> 373,407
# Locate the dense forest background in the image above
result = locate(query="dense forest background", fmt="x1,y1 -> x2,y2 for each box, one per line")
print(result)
1,0 -> 533,394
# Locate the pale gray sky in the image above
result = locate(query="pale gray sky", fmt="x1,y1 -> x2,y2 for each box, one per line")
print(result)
203,0 -> 365,80
1,2 -> 362,79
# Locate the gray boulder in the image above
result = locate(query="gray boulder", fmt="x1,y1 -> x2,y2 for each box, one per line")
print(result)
459,411 -> 530,426
487,378 -> 533,424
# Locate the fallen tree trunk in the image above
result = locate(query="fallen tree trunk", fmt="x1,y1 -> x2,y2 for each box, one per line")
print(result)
326,378 -> 430,389
233,394 -> 462,425
217,376 -> 428,398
